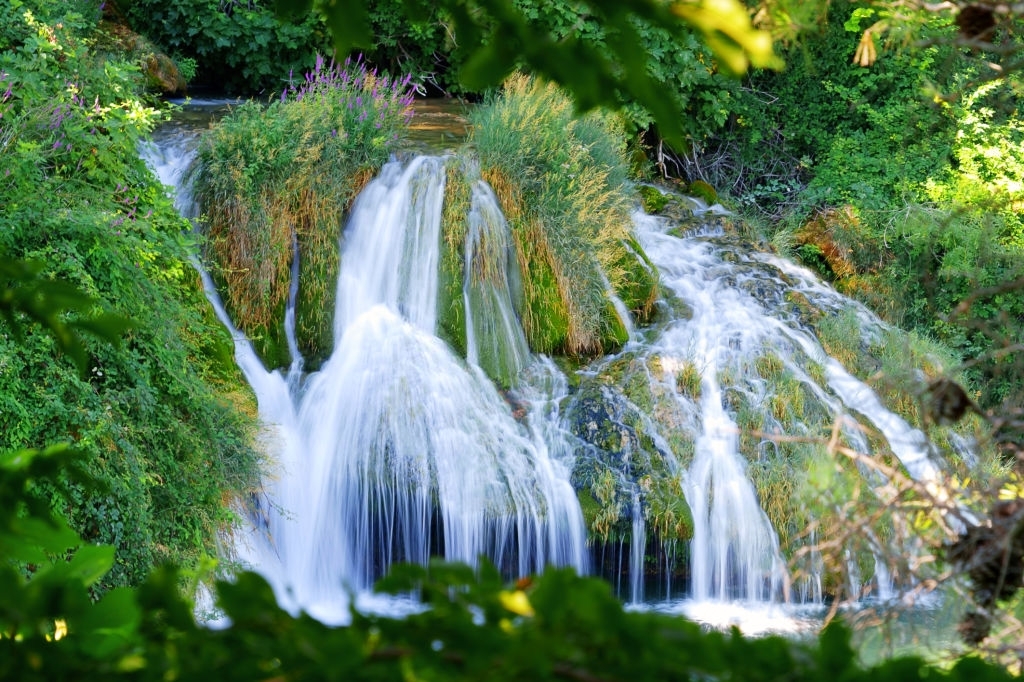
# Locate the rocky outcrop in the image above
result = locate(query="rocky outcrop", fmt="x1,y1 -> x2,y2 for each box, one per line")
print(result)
142,52 -> 186,95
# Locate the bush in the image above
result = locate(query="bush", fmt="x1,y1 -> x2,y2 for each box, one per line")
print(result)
121,0 -> 328,93
0,0 -> 261,589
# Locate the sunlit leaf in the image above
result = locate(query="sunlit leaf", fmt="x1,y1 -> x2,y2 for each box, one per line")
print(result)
498,589 -> 534,617
672,0 -> 783,75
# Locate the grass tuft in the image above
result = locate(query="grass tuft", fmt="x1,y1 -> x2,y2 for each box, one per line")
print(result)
468,74 -> 657,356
193,54 -> 414,369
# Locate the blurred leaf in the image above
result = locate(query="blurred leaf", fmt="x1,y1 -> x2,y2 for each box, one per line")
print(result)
459,41 -> 516,91
271,0 -> 314,20
319,0 -> 372,53
71,587 -> 143,659
672,0 -> 784,74
59,545 -> 117,588
3,517 -> 81,565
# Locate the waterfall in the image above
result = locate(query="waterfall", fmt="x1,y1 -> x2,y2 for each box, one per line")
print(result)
142,108 -> 959,621
631,214 -> 788,602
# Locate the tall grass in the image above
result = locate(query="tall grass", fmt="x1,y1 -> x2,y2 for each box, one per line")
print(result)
468,74 -> 657,356
194,54 -> 414,368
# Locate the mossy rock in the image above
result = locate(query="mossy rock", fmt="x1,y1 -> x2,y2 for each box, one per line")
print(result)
687,179 -> 718,205
610,236 -> 659,324
567,359 -> 696,545
638,184 -> 671,213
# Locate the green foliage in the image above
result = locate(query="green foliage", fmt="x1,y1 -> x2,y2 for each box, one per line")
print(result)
2,454 -> 1019,681
881,207 -> 1024,409
469,74 -> 656,355
193,54 -> 414,368
689,0 -> 957,218
122,0 -> 329,93
509,0 -> 740,140
0,259 -> 131,377
0,2 -> 261,589
269,0 -> 781,146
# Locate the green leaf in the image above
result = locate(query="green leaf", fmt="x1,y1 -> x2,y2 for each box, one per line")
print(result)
319,0 -> 372,53
4,517 -> 82,563
71,587 -> 143,659
459,42 -> 515,91
216,571 -> 286,625
58,545 -> 117,588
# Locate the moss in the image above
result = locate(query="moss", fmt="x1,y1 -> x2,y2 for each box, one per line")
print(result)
642,474 -> 693,541
675,361 -> 702,401
755,351 -> 786,381
249,320 -> 291,372
784,289 -> 823,326
638,184 -> 671,213
769,374 -> 807,425
293,166 -> 377,369
611,235 -> 659,323
437,161 -> 472,356
806,359 -> 828,387
588,469 -> 627,542
815,307 -> 864,375
599,297 -> 631,351
516,222 -> 574,353
688,179 -> 718,205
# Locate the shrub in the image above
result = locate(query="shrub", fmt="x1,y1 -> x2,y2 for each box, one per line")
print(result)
0,1 -> 262,589
121,0 -> 329,94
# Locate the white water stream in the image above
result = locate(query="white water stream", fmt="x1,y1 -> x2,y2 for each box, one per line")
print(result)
142,112 -> 952,628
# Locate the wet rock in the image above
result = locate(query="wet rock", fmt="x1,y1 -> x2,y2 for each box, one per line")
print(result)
143,53 -> 187,95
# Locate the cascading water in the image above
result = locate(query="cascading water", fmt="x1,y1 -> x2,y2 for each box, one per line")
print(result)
626,215 -> 791,603
463,178 -> 533,384
272,157 -> 588,617
142,107 -> 957,626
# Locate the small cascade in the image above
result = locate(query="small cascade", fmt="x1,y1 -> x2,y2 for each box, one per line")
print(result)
873,554 -> 895,601
629,492 -> 646,604
602,270 -> 637,346
283,233 -> 305,392
463,180 -> 532,385
624,214 -> 788,603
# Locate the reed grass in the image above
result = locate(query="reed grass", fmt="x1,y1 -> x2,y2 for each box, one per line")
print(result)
815,307 -> 864,374
194,54 -> 414,368
469,74 -> 657,356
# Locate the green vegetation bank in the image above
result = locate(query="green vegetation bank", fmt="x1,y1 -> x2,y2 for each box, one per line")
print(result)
1,0 -> 262,590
